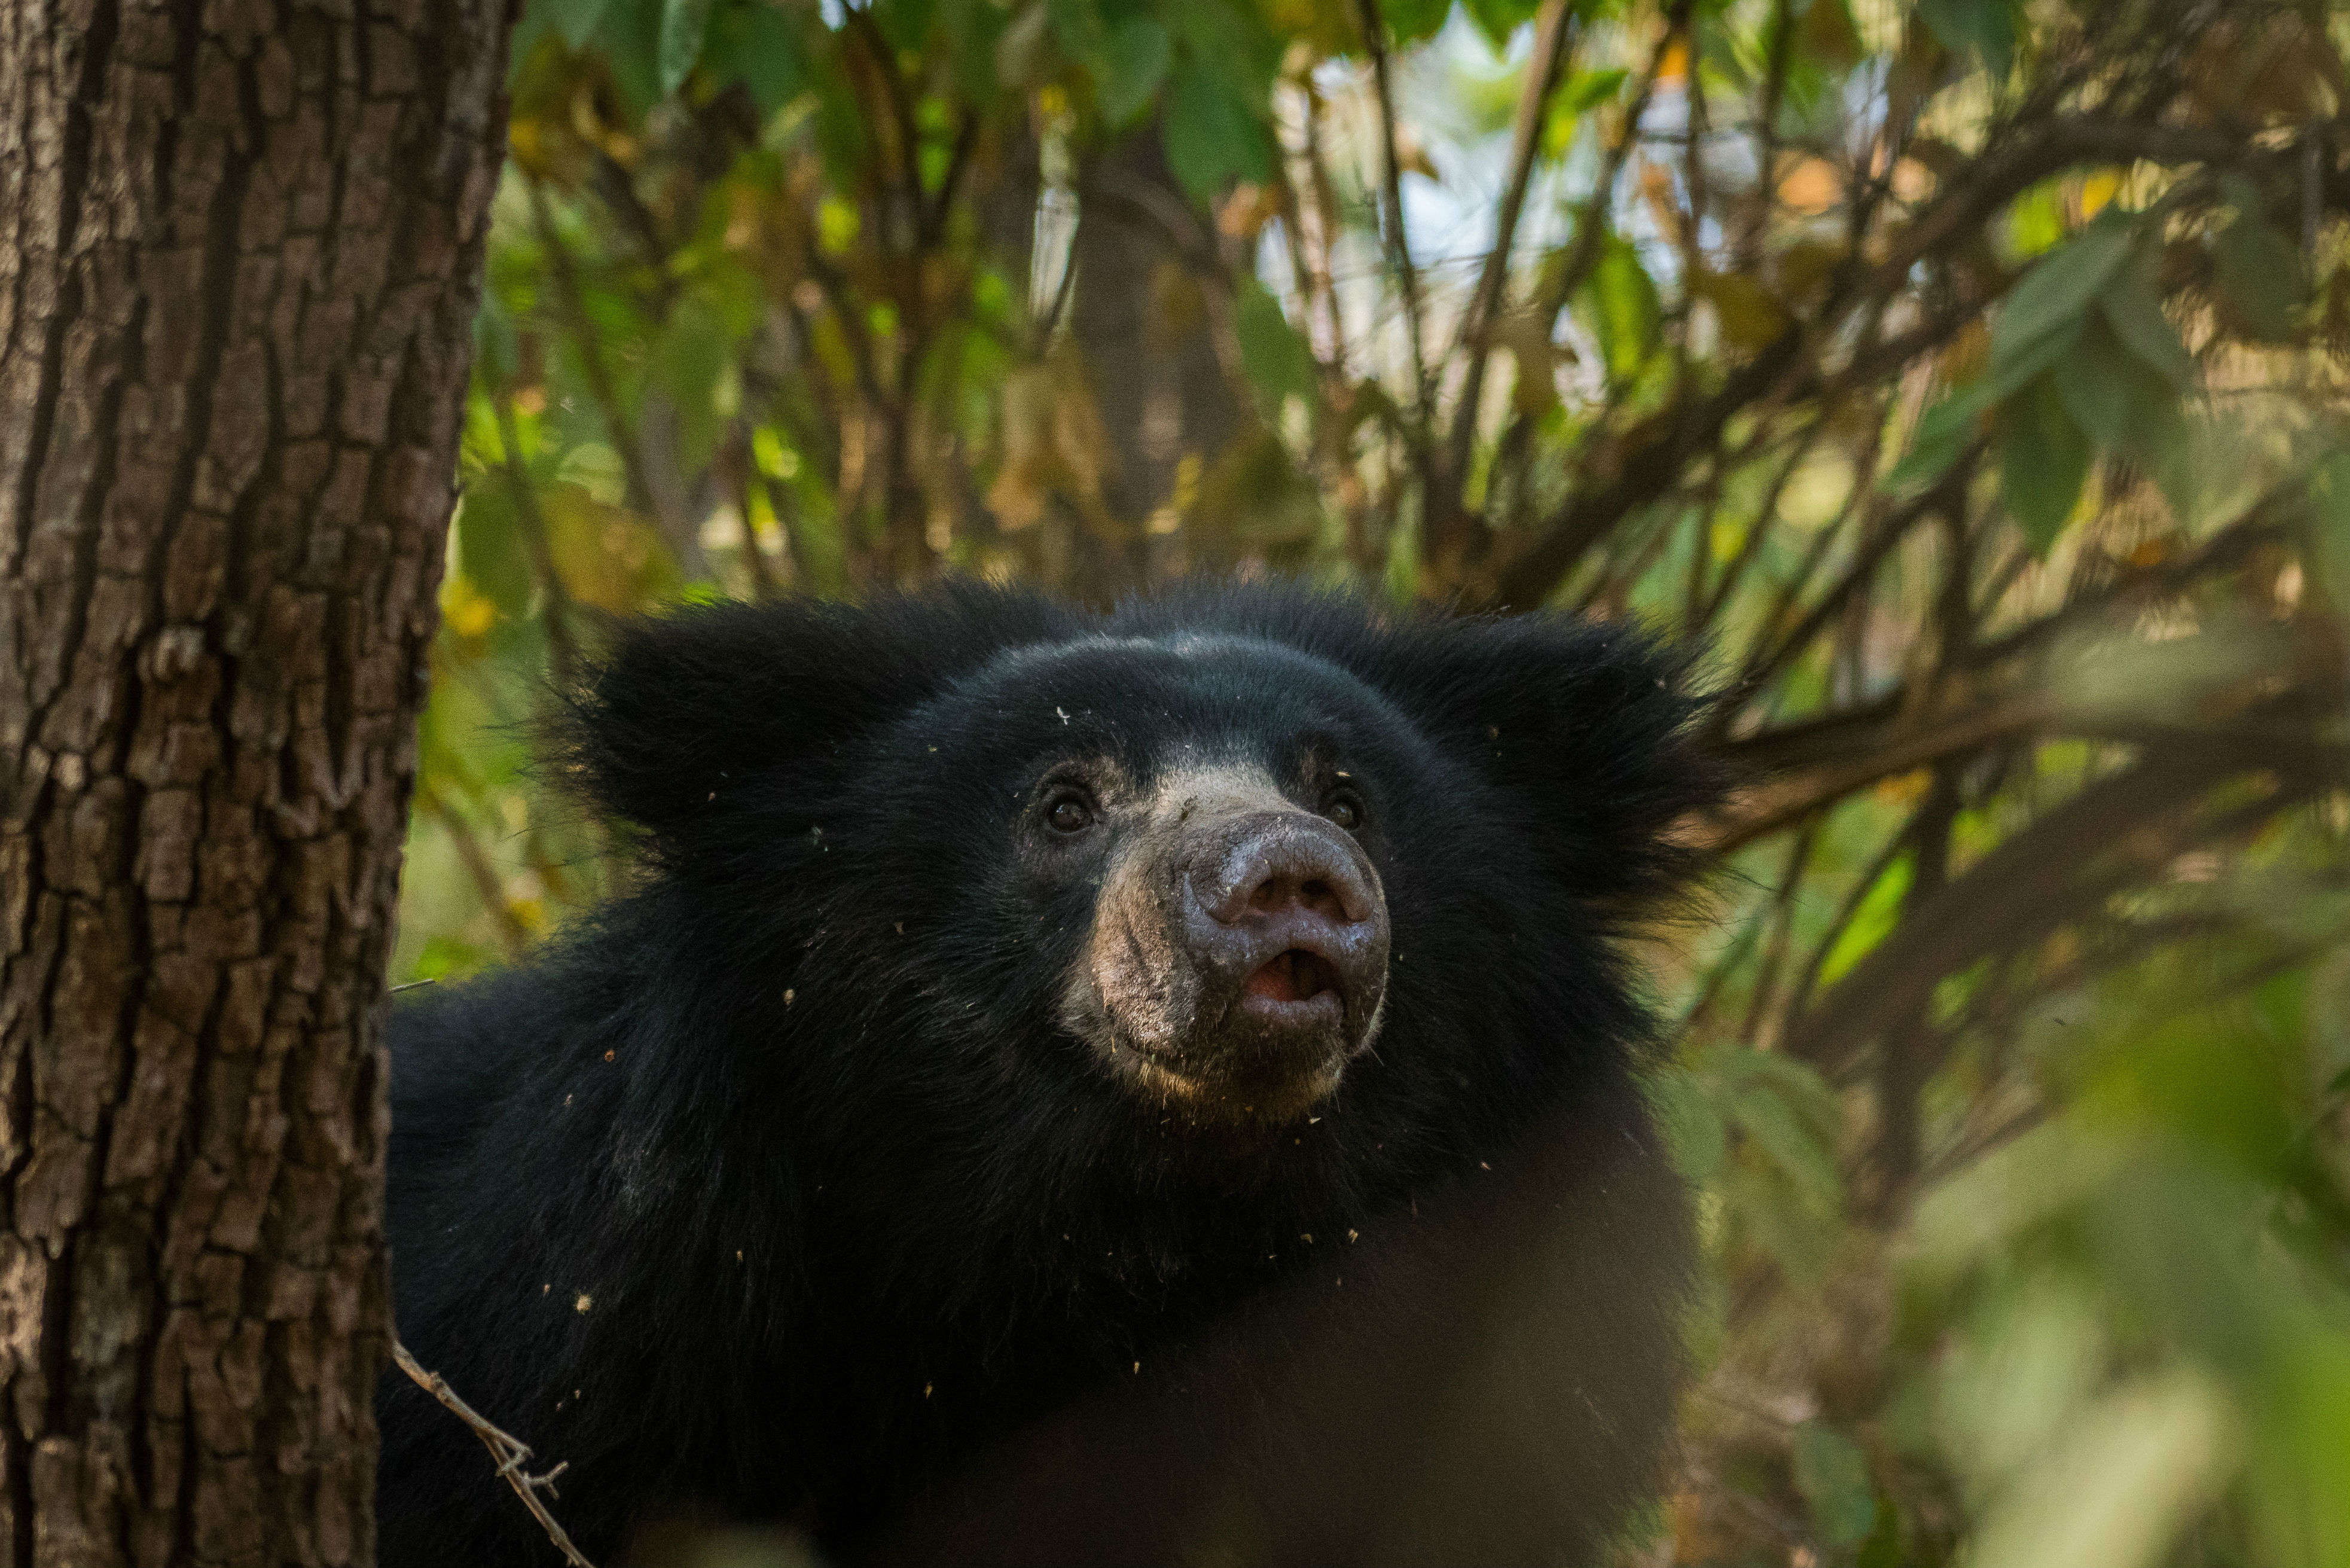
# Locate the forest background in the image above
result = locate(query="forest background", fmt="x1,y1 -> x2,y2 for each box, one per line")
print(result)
390,1 -> 2350,1564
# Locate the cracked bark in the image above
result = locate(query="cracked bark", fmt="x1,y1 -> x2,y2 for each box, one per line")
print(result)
0,0 -> 513,1560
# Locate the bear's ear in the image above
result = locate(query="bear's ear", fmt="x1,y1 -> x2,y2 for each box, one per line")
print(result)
550,585 -> 1078,844
1357,614 -> 1725,905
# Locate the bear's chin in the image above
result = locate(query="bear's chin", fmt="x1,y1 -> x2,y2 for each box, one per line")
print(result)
1112,1044 -> 1349,1130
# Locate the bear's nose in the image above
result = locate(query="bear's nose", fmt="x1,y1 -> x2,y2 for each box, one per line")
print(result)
1180,813 -> 1388,1009
1192,816 -> 1376,928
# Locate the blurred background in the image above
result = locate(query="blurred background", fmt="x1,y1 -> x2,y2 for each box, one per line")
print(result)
391,1 -> 2350,1563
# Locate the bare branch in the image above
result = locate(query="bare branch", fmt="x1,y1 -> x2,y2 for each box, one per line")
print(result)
392,1340 -> 599,1568
492,389 -> 581,690
1441,0 -> 1577,498
1351,0 -> 1433,442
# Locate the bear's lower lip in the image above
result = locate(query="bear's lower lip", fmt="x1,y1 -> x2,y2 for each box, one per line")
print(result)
1242,948 -> 1342,1005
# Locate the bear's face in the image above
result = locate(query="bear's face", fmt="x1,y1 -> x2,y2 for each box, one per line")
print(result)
559,584 -> 1714,1181
887,635 -> 1405,1127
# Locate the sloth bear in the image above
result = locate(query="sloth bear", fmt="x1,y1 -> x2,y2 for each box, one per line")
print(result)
378,582 -> 1719,1567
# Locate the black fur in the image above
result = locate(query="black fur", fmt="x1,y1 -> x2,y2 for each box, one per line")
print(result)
378,581 -> 1720,1566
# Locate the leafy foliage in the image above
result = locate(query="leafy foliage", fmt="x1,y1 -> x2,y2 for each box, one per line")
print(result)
401,0 -> 2350,1563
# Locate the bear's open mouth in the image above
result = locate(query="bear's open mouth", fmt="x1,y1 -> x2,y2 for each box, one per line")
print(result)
1243,948 -> 1344,1005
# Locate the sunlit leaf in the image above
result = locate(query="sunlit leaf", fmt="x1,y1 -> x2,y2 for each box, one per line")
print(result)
1821,853 -> 1913,986
1580,234 -> 1661,386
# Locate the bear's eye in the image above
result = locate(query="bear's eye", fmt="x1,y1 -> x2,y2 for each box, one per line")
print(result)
1324,792 -> 1363,832
1045,792 -> 1096,835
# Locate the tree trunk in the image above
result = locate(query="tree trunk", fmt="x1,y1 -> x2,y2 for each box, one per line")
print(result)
0,0 -> 513,1559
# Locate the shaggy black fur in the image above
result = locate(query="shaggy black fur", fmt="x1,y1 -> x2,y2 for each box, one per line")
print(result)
377,581 -> 1719,1566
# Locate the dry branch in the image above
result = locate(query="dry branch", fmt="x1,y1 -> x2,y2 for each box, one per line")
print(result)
392,1338 -> 600,1568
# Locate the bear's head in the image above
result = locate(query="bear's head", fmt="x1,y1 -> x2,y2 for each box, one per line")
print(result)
554,581 -> 1716,1175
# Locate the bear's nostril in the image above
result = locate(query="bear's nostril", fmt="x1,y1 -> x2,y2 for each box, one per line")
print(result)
1246,873 -> 1344,920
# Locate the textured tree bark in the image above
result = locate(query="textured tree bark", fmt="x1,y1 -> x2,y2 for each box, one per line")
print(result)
0,0 -> 513,1560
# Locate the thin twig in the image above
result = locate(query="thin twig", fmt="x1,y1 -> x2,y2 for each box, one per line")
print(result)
493,389 -> 581,690
525,179 -> 669,541
1351,0 -> 1432,443
1441,0 -> 1577,499
391,1339 -> 599,1568
422,782 -> 530,960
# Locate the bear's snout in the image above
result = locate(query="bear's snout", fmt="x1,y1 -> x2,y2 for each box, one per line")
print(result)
1179,812 -> 1388,1041
1070,791 -> 1391,1127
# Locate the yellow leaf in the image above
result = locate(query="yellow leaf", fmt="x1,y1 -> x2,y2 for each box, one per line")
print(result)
440,572 -> 499,639
2077,169 -> 2122,221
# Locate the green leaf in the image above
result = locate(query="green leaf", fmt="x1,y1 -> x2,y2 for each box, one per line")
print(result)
1462,0 -> 1543,51
1887,383 -> 1990,490
2214,213 -> 2306,341
1380,0 -> 1451,46
2306,450 -> 2350,615
658,0 -> 715,96
539,0 -> 617,49
1094,16 -> 1171,127
596,0 -> 666,111
707,0 -> 805,117
1991,216 -> 2134,365
1581,234 -> 1661,386
1560,66 -> 1628,115
870,0 -> 936,51
1821,853 -> 1912,986
1792,1423 -> 1879,1548
1724,1060 -> 1843,1215
1646,1069 -> 1728,1186
1917,0 -> 2018,77
2097,254 -> 2194,389
1162,60 -> 1272,199
1998,374 -> 2091,553
1234,282 -> 1319,408
2053,312 -> 2178,462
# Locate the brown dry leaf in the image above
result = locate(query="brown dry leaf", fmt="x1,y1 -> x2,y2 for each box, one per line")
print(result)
1637,157 -> 1686,246
1393,122 -> 1440,183
985,343 -> 1116,532
1777,154 -> 1844,217
1217,182 -> 1281,242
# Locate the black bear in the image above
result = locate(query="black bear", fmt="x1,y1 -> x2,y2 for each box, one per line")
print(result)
379,581 -> 1719,1567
